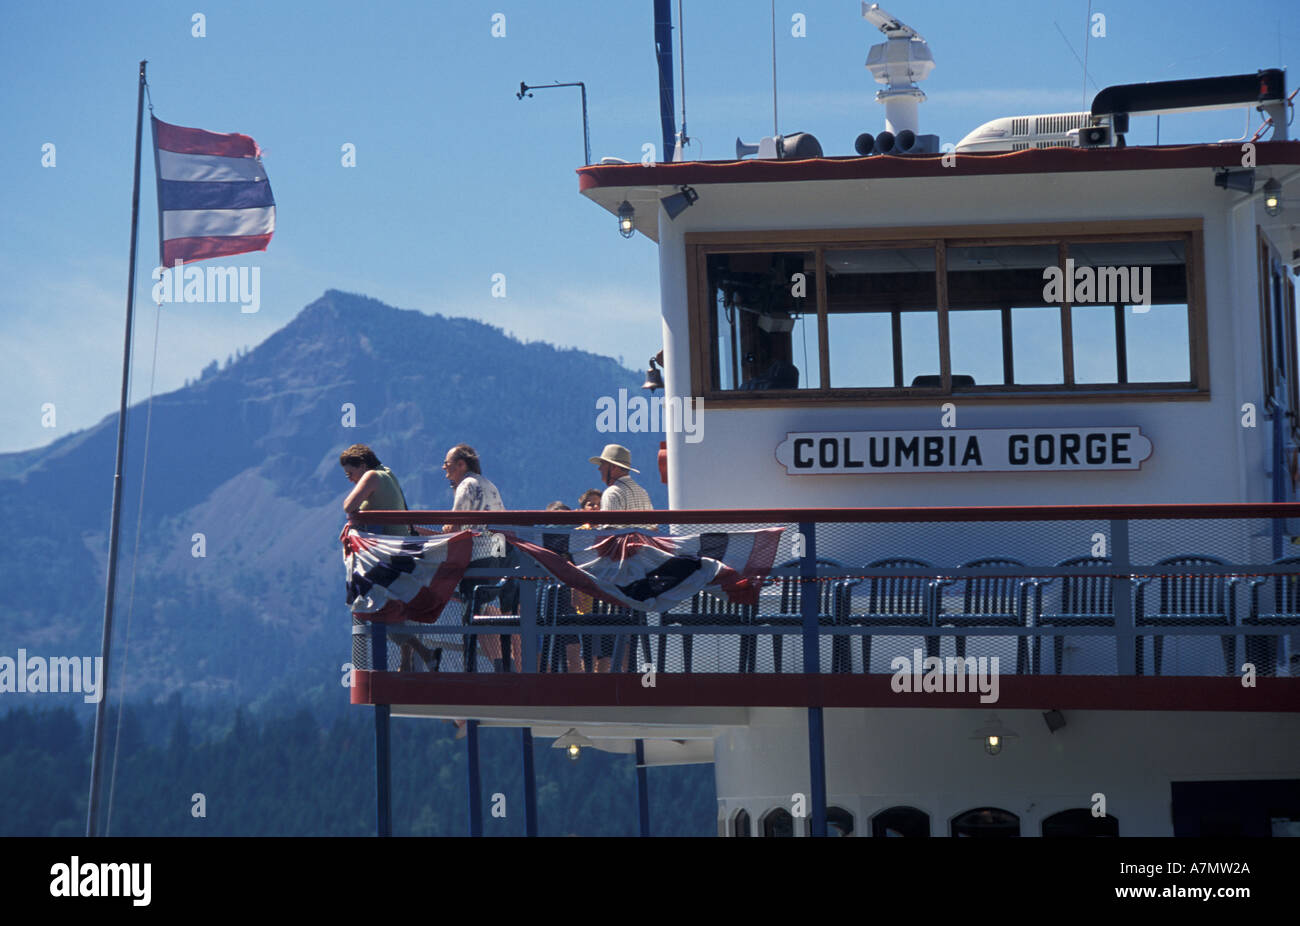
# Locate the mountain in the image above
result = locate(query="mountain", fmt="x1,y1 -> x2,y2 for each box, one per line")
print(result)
0,290 -> 667,703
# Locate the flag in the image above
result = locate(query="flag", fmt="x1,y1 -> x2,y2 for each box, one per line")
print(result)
151,116 -> 275,265
505,528 -> 784,612
344,529 -> 473,624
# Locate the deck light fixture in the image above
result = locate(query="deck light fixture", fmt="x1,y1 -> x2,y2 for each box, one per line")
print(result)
617,200 -> 636,237
661,185 -> 698,220
971,715 -> 1019,756
1263,178 -> 1282,216
642,350 -> 664,391
553,728 -> 592,761
1214,168 -> 1255,193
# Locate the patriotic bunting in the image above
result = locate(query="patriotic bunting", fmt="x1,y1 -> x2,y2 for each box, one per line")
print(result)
344,528 -> 473,624
504,528 -> 784,612
151,116 -> 276,265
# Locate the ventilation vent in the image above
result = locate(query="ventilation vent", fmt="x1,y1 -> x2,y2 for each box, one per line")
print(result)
1035,113 -> 1085,135
1011,142 -> 1030,151
1010,117 -> 1031,136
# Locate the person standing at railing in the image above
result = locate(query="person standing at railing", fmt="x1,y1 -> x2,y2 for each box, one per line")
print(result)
339,443 -> 438,671
442,444 -> 519,670
588,444 -> 655,671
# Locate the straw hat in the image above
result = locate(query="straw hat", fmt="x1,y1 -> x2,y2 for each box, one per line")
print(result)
588,443 -> 639,473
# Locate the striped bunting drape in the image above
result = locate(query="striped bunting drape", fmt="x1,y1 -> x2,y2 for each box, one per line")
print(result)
151,117 -> 275,265
504,528 -> 785,612
344,528 -> 473,624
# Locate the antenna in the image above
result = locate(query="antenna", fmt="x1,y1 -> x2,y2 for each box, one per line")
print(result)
770,0 -> 778,136
1082,0 -> 1093,113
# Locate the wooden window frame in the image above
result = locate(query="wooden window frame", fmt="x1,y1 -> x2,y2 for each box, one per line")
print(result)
686,219 -> 1209,407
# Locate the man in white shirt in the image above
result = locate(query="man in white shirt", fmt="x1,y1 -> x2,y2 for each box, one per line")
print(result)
442,443 -> 517,670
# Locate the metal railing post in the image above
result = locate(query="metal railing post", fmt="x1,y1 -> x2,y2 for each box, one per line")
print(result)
518,527 -> 539,673
522,728 -> 538,837
798,520 -> 828,837
467,719 -> 483,837
1111,518 -> 1136,675
635,739 -> 651,837
370,622 -> 392,837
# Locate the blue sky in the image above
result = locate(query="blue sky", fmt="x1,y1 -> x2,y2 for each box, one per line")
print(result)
1,0 -> 1296,453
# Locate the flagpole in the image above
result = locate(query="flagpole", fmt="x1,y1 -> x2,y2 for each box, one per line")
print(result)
87,59 -> 147,837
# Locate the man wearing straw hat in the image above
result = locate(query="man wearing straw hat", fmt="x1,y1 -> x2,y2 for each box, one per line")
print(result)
587,443 -> 655,672
589,443 -> 654,526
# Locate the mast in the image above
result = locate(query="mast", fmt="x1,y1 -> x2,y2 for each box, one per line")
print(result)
87,59 -> 147,837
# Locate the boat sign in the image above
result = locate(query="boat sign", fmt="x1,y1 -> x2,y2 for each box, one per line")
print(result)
775,427 -> 1153,474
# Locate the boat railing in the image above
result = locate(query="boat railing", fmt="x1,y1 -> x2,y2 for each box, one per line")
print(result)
348,503 -> 1300,680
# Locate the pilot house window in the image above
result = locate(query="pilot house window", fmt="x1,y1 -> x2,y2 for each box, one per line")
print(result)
689,222 -> 1205,402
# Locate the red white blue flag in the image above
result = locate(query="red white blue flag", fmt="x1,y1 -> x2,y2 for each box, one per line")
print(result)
151,116 -> 275,265
505,528 -> 784,612
344,529 -> 473,624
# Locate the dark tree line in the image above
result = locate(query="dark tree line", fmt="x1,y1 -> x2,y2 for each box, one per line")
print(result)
0,690 -> 715,837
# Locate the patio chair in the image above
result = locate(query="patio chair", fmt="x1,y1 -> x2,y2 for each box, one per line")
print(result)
841,558 -> 938,673
754,558 -> 852,673
1034,556 -> 1114,675
933,558 -> 1032,674
1134,554 -> 1237,676
1244,555 -> 1300,676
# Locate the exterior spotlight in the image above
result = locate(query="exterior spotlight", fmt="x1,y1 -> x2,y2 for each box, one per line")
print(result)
1042,709 -> 1066,733
1214,168 -> 1255,193
1263,178 -> 1282,216
617,200 -> 635,237
661,185 -> 698,220
552,728 -> 592,761
971,715 -> 1019,756
643,350 -> 664,391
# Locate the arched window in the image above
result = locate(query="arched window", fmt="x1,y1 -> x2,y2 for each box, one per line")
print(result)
1042,808 -> 1119,837
951,807 -> 1020,837
871,805 -> 931,837
827,806 -> 855,836
761,807 -> 795,837
731,808 -> 752,837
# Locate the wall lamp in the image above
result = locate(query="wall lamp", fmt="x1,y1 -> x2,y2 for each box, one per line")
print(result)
552,728 -> 592,761
971,715 -> 1019,756
617,200 -> 636,237
1263,178 -> 1282,217
661,185 -> 698,220
1214,168 -> 1256,193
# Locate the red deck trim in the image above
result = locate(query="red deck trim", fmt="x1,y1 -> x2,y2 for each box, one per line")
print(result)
351,671 -> 1300,712
577,141 -> 1300,192
353,501 -> 1300,527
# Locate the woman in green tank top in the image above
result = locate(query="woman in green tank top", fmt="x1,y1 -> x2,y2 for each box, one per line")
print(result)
341,443 -> 439,671
340,443 -> 413,537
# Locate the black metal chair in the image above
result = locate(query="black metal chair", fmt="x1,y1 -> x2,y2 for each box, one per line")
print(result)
842,558 -> 938,673
461,575 -> 515,672
1034,556 -> 1114,675
933,558 -> 1032,674
657,591 -> 757,673
754,558 -> 851,673
1134,554 -> 1237,676
1244,556 -> 1300,676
